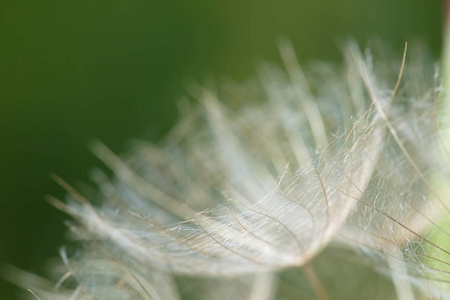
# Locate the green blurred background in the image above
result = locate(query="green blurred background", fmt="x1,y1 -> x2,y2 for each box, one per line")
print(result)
0,0 -> 443,298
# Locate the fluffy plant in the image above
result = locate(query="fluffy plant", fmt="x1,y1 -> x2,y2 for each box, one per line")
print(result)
5,39 -> 450,299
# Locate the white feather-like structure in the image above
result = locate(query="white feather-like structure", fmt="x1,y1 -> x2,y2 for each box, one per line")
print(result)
10,42 -> 450,299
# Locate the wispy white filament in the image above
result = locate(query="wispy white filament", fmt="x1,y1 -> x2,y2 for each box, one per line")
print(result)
7,42 -> 450,299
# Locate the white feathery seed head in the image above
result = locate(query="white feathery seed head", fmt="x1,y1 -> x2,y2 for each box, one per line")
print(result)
6,41 -> 450,299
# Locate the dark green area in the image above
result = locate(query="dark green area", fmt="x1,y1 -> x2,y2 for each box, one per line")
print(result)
0,0 -> 443,298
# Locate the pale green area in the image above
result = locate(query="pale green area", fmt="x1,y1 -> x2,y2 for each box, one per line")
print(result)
0,0 -> 442,298
422,172 -> 450,283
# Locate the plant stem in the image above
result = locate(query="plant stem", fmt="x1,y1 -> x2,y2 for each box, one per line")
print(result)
302,263 -> 329,300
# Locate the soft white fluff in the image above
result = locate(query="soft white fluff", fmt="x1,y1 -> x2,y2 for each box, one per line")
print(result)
9,41 -> 450,299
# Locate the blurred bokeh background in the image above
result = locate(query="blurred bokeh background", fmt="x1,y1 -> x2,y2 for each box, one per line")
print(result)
0,0 -> 443,298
